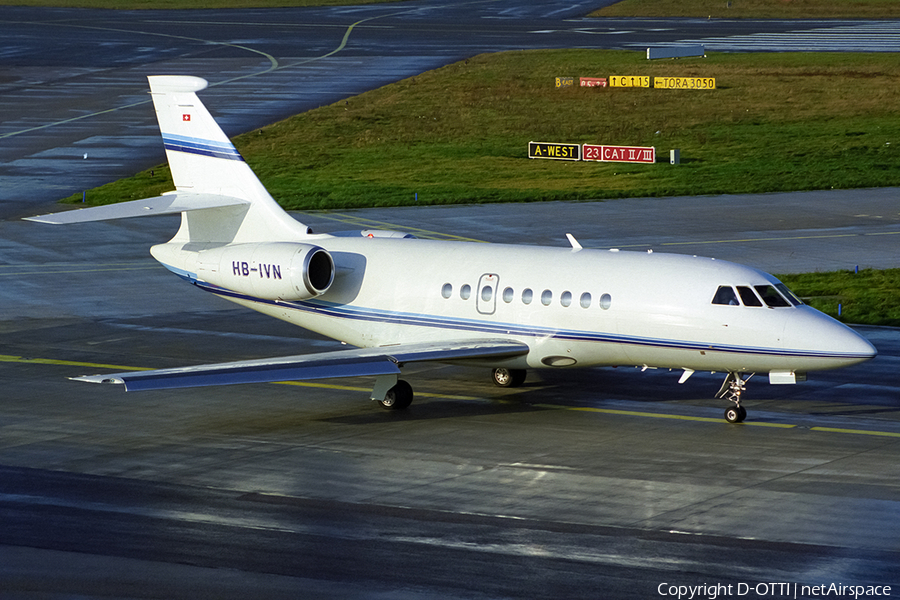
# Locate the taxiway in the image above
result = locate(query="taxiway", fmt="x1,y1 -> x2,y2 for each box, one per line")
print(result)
1,198 -> 898,598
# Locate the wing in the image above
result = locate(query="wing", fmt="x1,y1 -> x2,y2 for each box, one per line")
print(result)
24,192 -> 248,224
72,339 -> 530,392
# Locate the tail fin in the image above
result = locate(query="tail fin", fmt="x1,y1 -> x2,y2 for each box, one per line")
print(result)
148,76 -> 310,244
28,77 -> 311,244
150,76 -> 252,197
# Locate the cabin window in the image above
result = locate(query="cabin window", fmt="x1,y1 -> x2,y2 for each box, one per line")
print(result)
460,284 -> 471,300
712,286 -> 740,306
541,290 -> 553,306
755,285 -> 791,308
737,286 -> 763,307
580,292 -> 592,308
441,283 -> 452,299
599,293 -> 612,310
560,291 -> 572,307
503,287 -> 514,303
775,283 -> 803,306
481,286 -> 493,302
522,288 -> 533,305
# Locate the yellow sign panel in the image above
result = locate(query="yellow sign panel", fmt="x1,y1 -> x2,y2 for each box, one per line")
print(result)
528,142 -> 581,161
555,77 -> 574,88
653,76 -> 716,90
609,75 -> 650,88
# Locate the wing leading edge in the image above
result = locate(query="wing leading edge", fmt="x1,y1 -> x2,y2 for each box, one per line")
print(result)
72,340 -> 530,392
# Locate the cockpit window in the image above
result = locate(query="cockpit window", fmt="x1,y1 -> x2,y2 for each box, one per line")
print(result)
712,286 -> 740,306
755,285 -> 791,308
714,283 -> 800,308
775,283 -> 803,306
736,286 -> 763,307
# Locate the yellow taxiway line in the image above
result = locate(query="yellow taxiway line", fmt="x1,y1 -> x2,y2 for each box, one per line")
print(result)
4,353 -> 898,438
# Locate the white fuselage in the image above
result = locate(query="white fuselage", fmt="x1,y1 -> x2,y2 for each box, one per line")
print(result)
151,235 -> 876,379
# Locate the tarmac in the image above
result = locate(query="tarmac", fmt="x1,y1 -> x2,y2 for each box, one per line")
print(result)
1,198 -> 899,598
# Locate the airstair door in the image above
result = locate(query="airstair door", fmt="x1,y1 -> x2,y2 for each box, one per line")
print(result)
477,273 -> 499,315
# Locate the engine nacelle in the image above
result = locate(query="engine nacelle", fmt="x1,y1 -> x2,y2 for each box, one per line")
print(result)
196,242 -> 334,301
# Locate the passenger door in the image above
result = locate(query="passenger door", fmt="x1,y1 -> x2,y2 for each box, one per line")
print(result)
476,273 -> 499,315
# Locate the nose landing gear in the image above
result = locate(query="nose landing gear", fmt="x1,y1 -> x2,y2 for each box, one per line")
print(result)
717,372 -> 753,423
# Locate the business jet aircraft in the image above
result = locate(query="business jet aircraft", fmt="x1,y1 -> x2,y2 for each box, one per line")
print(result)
28,76 -> 877,423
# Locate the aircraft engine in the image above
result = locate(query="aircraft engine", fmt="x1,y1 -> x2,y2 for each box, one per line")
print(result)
196,242 -> 334,301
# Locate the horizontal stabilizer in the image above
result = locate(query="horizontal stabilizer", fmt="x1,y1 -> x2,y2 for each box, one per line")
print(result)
25,193 -> 249,225
72,339 -> 530,392
28,76 -> 312,243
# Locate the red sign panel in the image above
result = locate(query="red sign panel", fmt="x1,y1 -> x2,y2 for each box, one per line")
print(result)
580,77 -> 607,88
583,144 -> 655,164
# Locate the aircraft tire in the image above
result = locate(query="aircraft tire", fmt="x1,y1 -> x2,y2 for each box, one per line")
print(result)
492,368 -> 527,388
724,406 -> 746,424
380,379 -> 413,410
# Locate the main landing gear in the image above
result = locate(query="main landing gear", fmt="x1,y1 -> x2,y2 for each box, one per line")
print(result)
379,380 -> 413,410
374,376 -> 414,410
374,369 -> 527,410
491,367 -> 527,388
716,372 -> 753,423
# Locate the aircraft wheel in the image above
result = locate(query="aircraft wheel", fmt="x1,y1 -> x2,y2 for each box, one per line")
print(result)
724,406 -> 746,424
492,368 -> 526,388
380,379 -> 413,410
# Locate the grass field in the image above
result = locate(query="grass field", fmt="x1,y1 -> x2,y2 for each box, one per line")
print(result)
590,0 -> 900,19
780,269 -> 900,327
69,50 -> 900,210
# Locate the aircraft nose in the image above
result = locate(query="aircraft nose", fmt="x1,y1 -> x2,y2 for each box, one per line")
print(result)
784,307 -> 877,369
832,325 -> 878,365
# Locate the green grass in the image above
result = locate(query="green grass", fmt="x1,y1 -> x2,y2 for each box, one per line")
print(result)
779,269 -> 900,327
68,50 -> 900,210
590,0 -> 900,19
